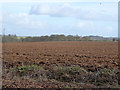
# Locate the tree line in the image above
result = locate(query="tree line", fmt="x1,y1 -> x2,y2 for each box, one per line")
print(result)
2,34 -> 91,43
1,34 -> 118,43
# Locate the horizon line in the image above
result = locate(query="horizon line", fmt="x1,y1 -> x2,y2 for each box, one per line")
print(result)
0,34 -> 118,38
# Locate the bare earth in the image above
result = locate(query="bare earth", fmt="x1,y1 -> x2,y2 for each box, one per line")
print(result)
2,42 -> 119,88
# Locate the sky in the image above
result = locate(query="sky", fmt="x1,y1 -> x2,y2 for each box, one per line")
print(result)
0,0 -> 118,37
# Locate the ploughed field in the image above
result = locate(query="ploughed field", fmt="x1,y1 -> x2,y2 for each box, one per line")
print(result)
2,42 -> 119,88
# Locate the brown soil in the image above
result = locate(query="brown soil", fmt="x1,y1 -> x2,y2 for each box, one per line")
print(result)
2,41 -> 119,88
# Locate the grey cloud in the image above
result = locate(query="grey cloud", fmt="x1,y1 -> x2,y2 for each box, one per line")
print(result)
29,4 -> 117,21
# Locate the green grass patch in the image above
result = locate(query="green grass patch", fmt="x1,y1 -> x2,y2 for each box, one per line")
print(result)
54,66 -> 88,75
17,65 -> 42,73
17,36 -> 26,39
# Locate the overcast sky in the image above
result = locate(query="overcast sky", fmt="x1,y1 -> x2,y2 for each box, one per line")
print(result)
1,1 -> 118,37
